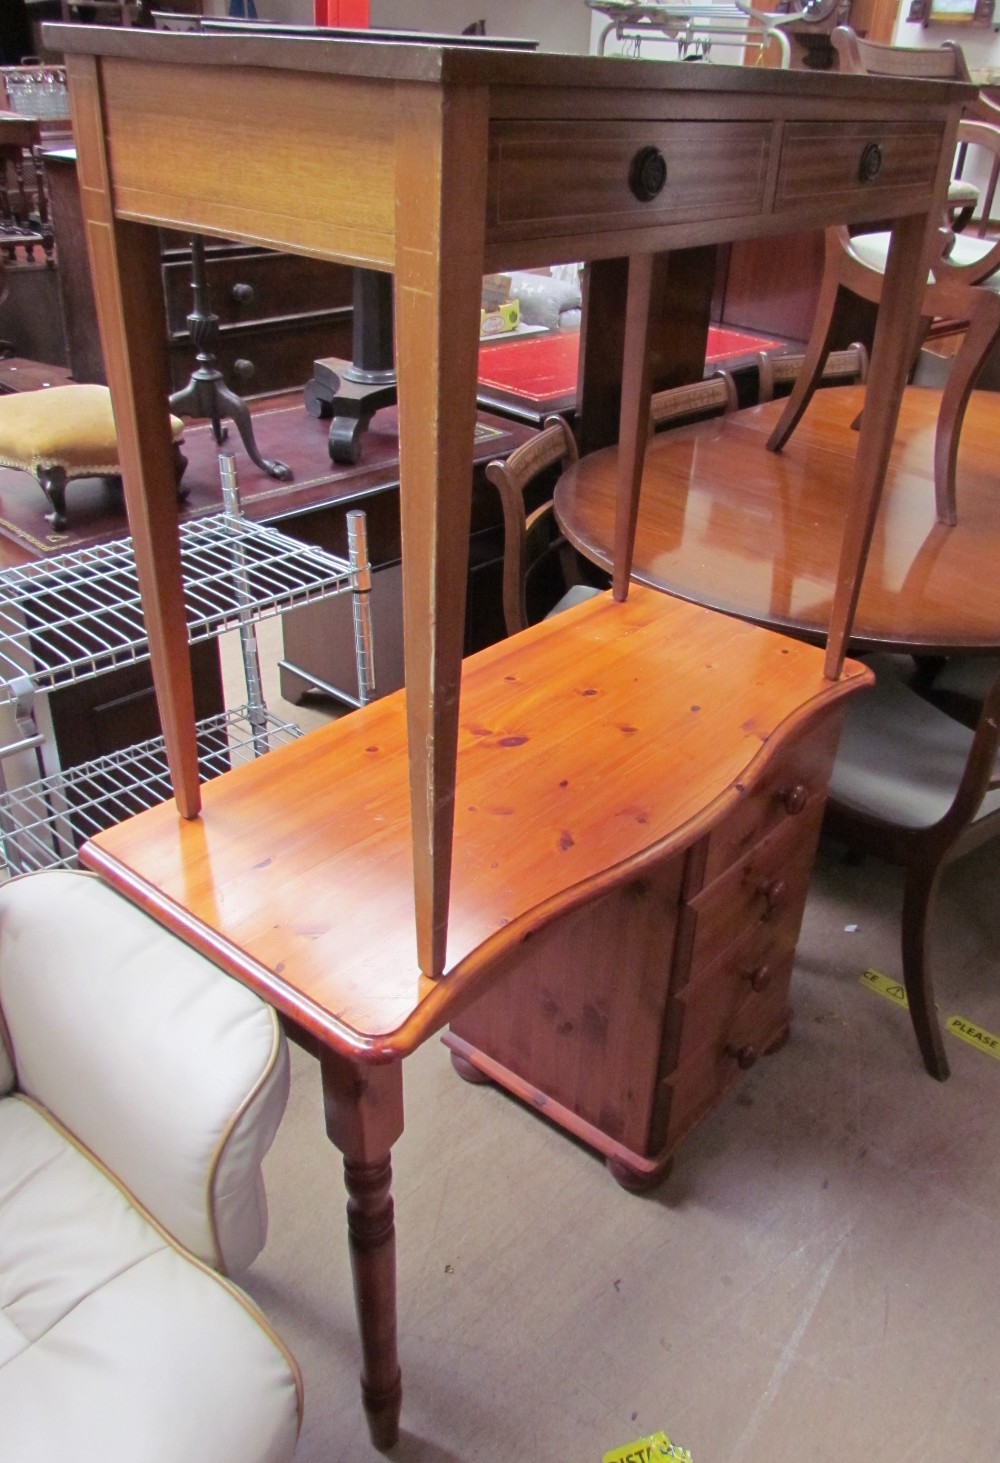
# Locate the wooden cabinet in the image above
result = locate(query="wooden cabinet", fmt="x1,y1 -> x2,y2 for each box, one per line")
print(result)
445,709 -> 842,1191
44,149 -> 354,395
159,240 -> 353,397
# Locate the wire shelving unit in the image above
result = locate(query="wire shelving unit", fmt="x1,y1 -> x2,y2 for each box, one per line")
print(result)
0,454 -> 374,873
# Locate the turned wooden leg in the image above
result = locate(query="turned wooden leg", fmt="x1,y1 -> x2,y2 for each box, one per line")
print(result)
343,1153 -> 403,1448
321,1052 -> 405,1449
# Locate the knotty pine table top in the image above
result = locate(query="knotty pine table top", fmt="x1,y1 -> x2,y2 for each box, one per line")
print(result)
556,385 -> 1000,656
82,586 -> 867,1061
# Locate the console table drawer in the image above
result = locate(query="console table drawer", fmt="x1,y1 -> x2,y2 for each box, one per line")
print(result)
775,121 -> 942,210
488,120 -> 771,238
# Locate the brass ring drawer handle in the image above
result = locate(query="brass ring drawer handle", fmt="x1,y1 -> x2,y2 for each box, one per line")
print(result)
859,143 -> 883,183
629,146 -> 668,202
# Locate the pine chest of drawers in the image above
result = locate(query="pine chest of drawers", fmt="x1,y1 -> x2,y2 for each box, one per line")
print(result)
445,709 -> 841,1191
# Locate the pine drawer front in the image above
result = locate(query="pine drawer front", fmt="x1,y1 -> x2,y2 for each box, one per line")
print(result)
697,714 -> 841,890
660,900 -> 802,1080
682,800 -> 824,979
654,979 -> 794,1156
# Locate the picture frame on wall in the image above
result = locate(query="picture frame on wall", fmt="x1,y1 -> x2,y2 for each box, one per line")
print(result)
906,0 -> 995,25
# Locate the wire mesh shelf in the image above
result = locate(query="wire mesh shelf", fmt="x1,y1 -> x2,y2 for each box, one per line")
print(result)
0,705 -> 303,874
0,515 -> 358,703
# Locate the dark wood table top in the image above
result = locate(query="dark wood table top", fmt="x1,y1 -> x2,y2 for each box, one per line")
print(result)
555,384 -> 1000,656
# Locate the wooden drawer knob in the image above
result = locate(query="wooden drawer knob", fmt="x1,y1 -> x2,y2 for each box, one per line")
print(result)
629,146 -> 668,202
231,281 -> 256,305
759,878 -> 786,915
726,1043 -> 759,1070
745,964 -> 772,993
858,143 -> 883,183
778,782 -> 808,815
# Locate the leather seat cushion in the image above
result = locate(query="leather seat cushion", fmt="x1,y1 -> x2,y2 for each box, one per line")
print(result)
0,384 -> 184,476
0,1094 -> 300,1463
849,230 -> 1000,291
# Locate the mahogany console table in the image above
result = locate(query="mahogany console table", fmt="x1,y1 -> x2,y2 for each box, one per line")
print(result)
48,24 -> 969,984
82,586 -> 869,1447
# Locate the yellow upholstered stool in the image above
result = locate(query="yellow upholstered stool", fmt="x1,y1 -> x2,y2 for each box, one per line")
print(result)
0,383 -> 187,530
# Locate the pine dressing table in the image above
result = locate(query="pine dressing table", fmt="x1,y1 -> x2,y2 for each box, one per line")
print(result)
48,24 -> 971,1447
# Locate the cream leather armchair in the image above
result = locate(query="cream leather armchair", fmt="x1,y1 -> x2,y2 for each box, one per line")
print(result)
0,869 -> 302,1463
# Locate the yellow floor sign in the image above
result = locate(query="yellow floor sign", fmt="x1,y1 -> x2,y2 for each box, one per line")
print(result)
862,970 -> 1000,1063
946,1015 -> 1000,1061
860,968 -> 908,1007
603,1433 -> 692,1463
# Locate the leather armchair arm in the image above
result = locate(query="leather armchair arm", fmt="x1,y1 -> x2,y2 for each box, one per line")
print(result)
0,869 -> 289,1275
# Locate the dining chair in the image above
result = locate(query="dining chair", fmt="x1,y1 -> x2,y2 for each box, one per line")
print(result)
485,373 -> 738,636
757,340 -> 868,403
0,113 -> 52,267
833,26 -> 1000,233
824,652 -> 1000,1080
768,27 -> 1000,527
485,412 -> 599,636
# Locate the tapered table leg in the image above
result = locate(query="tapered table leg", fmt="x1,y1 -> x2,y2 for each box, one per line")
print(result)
392,82 -> 490,979
66,54 -> 201,816
613,251 -> 671,599
321,1051 -> 405,1449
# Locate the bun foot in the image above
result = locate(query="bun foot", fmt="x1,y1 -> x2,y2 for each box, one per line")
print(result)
449,1050 -> 493,1085
605,1154 -> 673,1193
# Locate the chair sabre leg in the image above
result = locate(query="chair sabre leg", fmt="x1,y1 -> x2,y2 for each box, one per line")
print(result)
901,865 -> 949,1081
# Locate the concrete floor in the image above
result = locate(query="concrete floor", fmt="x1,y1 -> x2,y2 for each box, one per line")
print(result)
227,620 -> 1000,1463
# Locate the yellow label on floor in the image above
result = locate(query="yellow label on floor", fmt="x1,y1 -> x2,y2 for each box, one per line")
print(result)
860,968 -> 908,1007
603,1433 -> 692,1463
947,1016 -> 1000,1061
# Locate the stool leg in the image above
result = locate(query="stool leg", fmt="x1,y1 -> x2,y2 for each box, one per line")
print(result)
37,466 -> 68,530
172,443 -> 190,502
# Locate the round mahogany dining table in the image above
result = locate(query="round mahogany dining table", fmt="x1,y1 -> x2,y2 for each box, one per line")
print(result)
554,384 -> 1000,655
